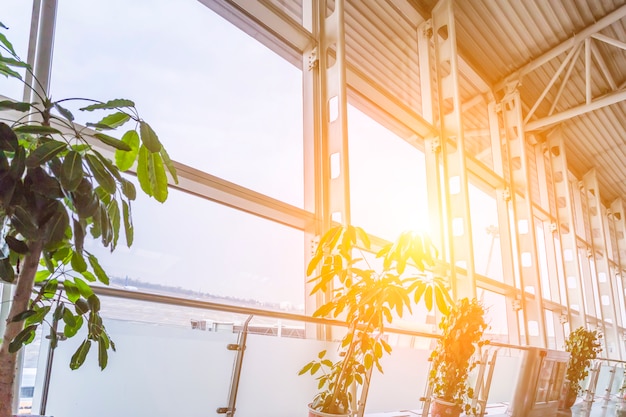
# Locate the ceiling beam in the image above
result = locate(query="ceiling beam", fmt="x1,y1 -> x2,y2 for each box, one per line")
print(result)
494,4 -> 626,92
525,89 -> 626,132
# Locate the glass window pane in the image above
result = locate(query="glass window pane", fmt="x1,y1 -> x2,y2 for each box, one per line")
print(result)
348,105 -> 428,241
2,1 -> 33,100
478,289 -> 510,343
88,181 -> 305,311
50,0 -> 304,207
469,183 -> 504,282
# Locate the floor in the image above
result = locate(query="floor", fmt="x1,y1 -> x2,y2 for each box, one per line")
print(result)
364,396 -> 626,417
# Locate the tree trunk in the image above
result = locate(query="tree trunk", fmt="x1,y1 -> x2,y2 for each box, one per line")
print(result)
0,240 -> 43,417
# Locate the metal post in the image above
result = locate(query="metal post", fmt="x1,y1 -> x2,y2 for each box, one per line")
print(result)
431,0 -> 476,301
582,170 -> 623,360
546,128 -> 586,330
217,315 -> 253,417
497,89 -> 548,347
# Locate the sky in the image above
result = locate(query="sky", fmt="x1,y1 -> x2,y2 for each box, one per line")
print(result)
1,0 -> 507,332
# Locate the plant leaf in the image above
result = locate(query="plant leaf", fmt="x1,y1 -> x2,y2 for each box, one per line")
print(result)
53,102 -> 74,122
122,200 -> 133,247
88,254 -> 109,285
159,146 -> 178,183
136,145 -> 151,197
14,125 -> 62,135
115,130 -> 139,171
70,339 -> 91,370
139,121 -> 162,153
147,152 -> 168,203
0,100 -> 31,112
85,154 -> 116,194
61,151 -> 83,191
25,139 -> 67,168
93,133 -> 132,151
0,122 -> 18,152
80,99 -> 135,111
94,112 -> 130,130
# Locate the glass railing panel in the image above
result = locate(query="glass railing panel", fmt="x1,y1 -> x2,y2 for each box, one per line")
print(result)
24,291 -> 531,417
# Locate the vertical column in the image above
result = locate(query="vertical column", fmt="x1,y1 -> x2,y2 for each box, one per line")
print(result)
582,170 -> 622,359
546,129 -> 586,329
610,198 -> 626,357
321,0 -> 350,228
499,90 -> 547,347
431,0 -> 476,301
418,20 -> 446,261
488,101 -> 521,345
301,0 -> 350,334
302,0 -> 323,324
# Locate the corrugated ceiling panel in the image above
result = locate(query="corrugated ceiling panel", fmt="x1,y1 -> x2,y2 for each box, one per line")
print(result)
267,0 -> 302,24
345,0 -> 423,115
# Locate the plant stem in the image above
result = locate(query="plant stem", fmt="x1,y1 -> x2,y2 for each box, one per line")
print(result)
0,240 -> 43,417
328,320 -> 358,414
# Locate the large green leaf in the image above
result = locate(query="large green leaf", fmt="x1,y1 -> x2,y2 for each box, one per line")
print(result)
61,151 -> 83,191
5,235 -> 28,254
53,102 -> 75,122
14,309 -> 37,324
27,167 -> 63,199
63,280 -> 80,303
71,250 -> 87,273
0,101 -> 31,113
115,130 -> 139,171
11,206 -> 39,240
136,145 -> 151,197
159,146 -> 178,184
25,139 -> 67,168
88,294 -> 101,313
14,125 -> 62,135
0,56 -> 29,68
122,200 -> 133,247
98,203 -> 112,247
0,63 -> 21,79
74,276 -> 94,297
0,258 -> 15,283
88,254 -> 109,285
0,31 -> 18,56
94,151 -> 122,183
70,339 -> 91,370
0,175 -> 17,208
147,152 -> 168,203
139,121 -> 162,153
43,207 -> 69,248
120,178 -> 136,200
72,188 -> 99,219
85,154 -> 116,194
108,199 -> 120,249
74,219 -> 85,254
8,325 -> 36,353
98,334 -> 109,370
8,146 -> 25,179
93,133 -> 132,151
80,99 -> 135,111
94,112 -> 131,130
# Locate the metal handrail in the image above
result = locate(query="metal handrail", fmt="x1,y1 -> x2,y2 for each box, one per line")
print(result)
89,285 -> 533,352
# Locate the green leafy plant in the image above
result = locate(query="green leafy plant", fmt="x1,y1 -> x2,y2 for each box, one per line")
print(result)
0,21 -> 177,417
299,225 -> 452,415
564,327 -> 602,399
428,297 -> 488,416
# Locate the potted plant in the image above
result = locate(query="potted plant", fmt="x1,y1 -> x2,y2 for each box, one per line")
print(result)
560,327 -> 602,409
299,225 -> 452,416
428,297 -> 488,417
0,22 -> 177,417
